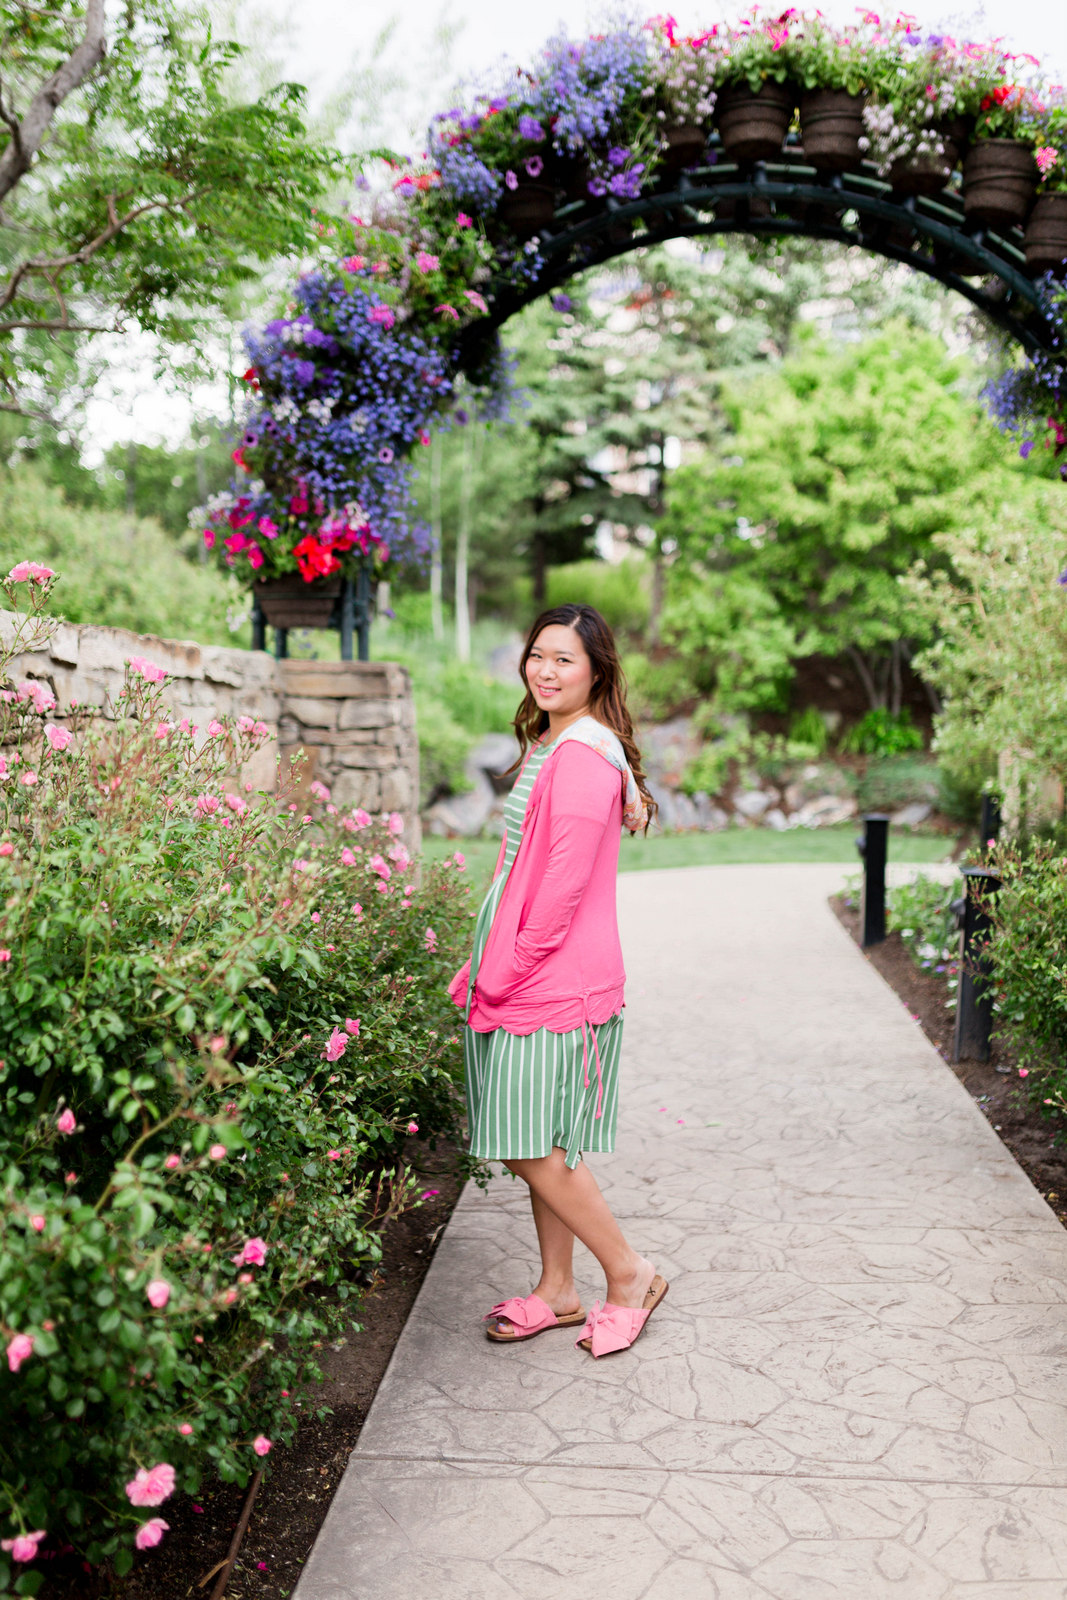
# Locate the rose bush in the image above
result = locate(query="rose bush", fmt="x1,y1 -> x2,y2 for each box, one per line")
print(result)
0,571 -> 471,1586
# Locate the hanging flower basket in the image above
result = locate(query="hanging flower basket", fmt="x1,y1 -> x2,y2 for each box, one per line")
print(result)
1024,194 -> 1067,276
254,574 -> 343,631
889,121 -> 967,196
962,139 -> 1037,228
496,178 -> 557,239
658,123 -> 708,177
799,90 -> 867,173
716,82 -> 795,163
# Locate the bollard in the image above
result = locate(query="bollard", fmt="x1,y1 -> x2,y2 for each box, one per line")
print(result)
855,813 -> 890,947
980,791 -> 1001,850
951,865 -> 1002,1063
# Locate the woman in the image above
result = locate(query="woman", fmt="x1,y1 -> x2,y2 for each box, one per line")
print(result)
448,604 -> 668,1359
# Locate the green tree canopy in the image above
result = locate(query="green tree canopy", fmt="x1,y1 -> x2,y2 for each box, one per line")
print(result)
0,0 -> 343,416
657,323 -> 1046,713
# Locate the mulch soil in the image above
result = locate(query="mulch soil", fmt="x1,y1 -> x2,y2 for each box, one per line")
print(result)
37,1141 -> 467,1600
832,895 -> 1067,1231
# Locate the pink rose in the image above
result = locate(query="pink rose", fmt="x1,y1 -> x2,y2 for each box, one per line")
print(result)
340,847 -> 356,866
7,560 -> 55,583
252,1436 -> 272,1456
326,1149 -> 341,1160
0,949 -> 12,961
231,1237 -> 268,1268
29,1214 -> 45,1232
164,1153 -> 181,1170
310,780 -> 331,802
134,1518 -> 169,1550
453,852 -> 466,870
369,854 -> 391,881
1,1529 -> 45,1562
6,1332 -> 34,1372
178,1423 -> 194,1435
127,656 -> 167,683
407,1122 -> 419,1135
56,1108 -> 76,1134
351,808 -> 372,829
146,1280 -> 171,1309
424,927 -> 438,953
323,1028 -> 347,1062
0,842 -> 12,855
125,1463 -> 176,1507
344,1017 -> 360,1036
209,1144 -> 227,1161
44,723 -> 72,752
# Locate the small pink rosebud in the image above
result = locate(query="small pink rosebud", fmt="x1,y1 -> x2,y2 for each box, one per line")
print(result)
344,1018 -> 360,1036
29,1214 -> 45,1232
252,1435 -> 272,1456
164,1153 -> 181,1169
134,1518 -> 169,1550
146,1279 -> 171,1309
407,1122 -> 419,1135
56,1108 -> 76,1134
6,1332 -> 34,1372
178,1423 -> 194,1435
209,1144 -> 226,1160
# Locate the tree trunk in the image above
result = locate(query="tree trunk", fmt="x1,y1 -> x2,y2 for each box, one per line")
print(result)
0,0 -> 107,205
455,427 -> 473,663
429,432 -> 444,642
649,548 -> 665,647
889,637 -> 903,718
847,645 -> 881,711
532,510 -> 547,605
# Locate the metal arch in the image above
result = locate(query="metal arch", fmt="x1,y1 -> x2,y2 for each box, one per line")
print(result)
462,151 -> 1062,368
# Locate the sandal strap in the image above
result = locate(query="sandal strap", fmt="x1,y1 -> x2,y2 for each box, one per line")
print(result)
575,1300 -> 649,1357
484,1292 -> 556,1334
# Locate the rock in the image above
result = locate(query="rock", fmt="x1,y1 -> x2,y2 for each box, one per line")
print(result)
792,794 -> 858,828
669,791 -> 700,831
488,637 -> 524,684
764,807 -> 790,831
691,792 -> 730,832
468,732 -> 520,789
891,801 -> 933,828
637,717 -> 700,789
733,788 -> 774,820
424,769 -> 495,836
784,762 -> 856,810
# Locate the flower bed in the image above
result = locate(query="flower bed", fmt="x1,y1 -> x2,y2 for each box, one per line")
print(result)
196,8 -> 1067,591
0,569 -> 472,1584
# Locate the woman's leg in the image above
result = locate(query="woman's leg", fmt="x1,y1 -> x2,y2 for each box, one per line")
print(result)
528,1190 -> 581,1314
507,1147 -> 654,1309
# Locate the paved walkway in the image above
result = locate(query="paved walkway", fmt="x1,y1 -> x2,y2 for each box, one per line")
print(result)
295,864 -> 1067,1599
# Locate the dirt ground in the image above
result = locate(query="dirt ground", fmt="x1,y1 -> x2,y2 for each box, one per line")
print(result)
832,895 -> 1067,1231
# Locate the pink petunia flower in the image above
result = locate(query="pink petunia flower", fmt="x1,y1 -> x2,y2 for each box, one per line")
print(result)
1,1530 -> 45,1561
323,1028 -> 347,1062
56,1108 -> 76,1134
125,1464 -> 176,1507
146,1280 -> 171,1309
6,1332 -> 34,1372
456,212 -> 473,227
344,1017 -> 360,1036
134,1518 -> 169,1550
252,1436 -> 272,1456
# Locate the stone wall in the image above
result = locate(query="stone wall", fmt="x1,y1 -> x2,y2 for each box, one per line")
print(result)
0,614 -> 420,844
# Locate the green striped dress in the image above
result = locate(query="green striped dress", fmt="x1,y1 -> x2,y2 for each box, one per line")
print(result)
463,737 -> 623,1172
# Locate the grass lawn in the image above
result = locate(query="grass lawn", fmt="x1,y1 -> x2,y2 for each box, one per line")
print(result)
421,825 -> 959,895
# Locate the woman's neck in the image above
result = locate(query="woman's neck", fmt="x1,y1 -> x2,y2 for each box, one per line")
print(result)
544,705 -> 591,742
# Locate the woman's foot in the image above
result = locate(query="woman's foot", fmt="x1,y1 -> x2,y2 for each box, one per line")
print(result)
605,1253 -> 656,1310
485,1282 -> 581,1338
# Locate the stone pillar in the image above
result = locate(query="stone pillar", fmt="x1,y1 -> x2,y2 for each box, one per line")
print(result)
277,660 -> 421,851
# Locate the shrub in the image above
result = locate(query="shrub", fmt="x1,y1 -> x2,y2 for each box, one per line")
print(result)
887,873 -> 959,974
840,707 -> 924,756
986,844 -> 1067,1105
544,557 -> 651,638
0,572 -> 471,1582
855,755 -> 939,812
787,707 -> 830,755
622,651 -> 697,721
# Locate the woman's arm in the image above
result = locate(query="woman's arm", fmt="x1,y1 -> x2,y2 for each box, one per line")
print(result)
504,742 -> 619,985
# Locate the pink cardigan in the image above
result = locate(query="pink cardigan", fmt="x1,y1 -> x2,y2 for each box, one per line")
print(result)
448,740 -> 625,1035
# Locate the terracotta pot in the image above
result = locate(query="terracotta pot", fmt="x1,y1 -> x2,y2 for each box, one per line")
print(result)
799,89 -> 866,172
715,81 -> 795,162
254,574 -> 342,630
1024,192 -> 1067,276
496,179 -> 557,239
962,139 -> 1036,228
658,122 -> 708,177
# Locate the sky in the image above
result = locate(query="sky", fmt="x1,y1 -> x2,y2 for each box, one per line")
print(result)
81,0 -> 1067,456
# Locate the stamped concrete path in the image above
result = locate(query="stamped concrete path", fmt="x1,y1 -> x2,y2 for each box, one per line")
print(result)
295,863 -> 1067,1599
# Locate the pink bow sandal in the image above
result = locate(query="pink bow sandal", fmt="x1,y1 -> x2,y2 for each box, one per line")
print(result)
484,1292 -> 587,1343
576,1275 -> 669,1358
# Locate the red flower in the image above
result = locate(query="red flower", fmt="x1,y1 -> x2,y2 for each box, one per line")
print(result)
293,536 -> 342,581
232,448 -> 248,471
980,95 -> 992,110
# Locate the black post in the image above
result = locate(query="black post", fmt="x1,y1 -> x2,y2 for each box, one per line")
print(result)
980,792 -> 1001,849
251,592 -> 266,652
339,578 -> 355,662
855,813 -> 890,947
951,865 -> 1002,1063
274,627 -> 288,660
355,561 -> 372,662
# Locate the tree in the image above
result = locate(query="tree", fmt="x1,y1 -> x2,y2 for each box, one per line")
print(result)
657,324 -> 1045,714
0,0 -> 343,417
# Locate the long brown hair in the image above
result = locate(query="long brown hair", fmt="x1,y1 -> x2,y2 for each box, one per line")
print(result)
511,604 -> 657,831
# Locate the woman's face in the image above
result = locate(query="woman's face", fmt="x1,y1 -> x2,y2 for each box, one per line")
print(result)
525,624 -> 594,720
